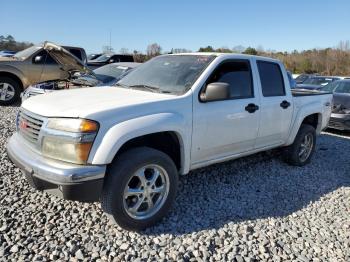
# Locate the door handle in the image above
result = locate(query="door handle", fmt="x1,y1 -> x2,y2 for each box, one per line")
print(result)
245,103 -> 259,113
280,100 -> 291,109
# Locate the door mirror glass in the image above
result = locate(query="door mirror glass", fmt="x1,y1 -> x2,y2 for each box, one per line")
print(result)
34,56 -> 42,63
201,82 -> 230,102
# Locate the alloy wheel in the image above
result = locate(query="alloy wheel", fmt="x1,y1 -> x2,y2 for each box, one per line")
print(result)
298,133 -> 313,162
123,164 -> 170,220
0,83 -> 15,101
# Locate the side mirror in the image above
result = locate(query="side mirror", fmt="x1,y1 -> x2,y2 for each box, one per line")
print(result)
34,56 -> 42,63
201,82 -> 230,102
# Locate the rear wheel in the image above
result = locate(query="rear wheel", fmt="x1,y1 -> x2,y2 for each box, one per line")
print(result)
0,77 -> 21,105
101,147 -> 178,231
283,124 -> 316,166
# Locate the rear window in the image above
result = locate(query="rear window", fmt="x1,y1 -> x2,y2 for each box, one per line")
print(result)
257,61 -> 285,97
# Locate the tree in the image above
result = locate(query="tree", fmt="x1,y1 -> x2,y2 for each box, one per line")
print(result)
232,45 -> 245,53
172,48 -> 191,53
0,35 -> 33,51
243,47 -> 258,55
198,45 -> 215,52
147,43 -> 162,57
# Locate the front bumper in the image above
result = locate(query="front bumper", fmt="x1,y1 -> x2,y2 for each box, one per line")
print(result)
328,113 -> 350,131
6,133 -> 106,201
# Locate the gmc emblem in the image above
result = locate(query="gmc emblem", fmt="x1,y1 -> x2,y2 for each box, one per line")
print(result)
19,119 -> 28,130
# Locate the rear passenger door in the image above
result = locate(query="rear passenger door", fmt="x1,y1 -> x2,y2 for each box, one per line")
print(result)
254,60 -> 293,148
191,59 -> 261,164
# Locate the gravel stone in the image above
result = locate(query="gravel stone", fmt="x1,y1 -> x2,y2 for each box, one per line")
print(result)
0,106 -> 349,261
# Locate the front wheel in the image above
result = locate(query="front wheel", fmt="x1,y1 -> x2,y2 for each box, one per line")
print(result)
101,147 -> 178,231
283,124 -> 316,166
0,77 -> 22,106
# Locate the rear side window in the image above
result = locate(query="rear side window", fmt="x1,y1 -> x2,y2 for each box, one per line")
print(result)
68,49 -> 82,60
120,56 -> 134,62
257,61 -> 285,97
207,60 -> 253,99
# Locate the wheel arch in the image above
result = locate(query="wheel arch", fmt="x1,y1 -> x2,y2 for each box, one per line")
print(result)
286,111 -> 322,146
0,70 -> 25,90
90,113 -> 191,174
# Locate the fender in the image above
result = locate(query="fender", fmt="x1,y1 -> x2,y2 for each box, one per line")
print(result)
89,112 -> 191,174
285,100 -> 322,146
0,65 -> 28,88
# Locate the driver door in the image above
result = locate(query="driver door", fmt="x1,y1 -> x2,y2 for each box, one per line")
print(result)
28,50 -> 64,84
191,59 -> 260,166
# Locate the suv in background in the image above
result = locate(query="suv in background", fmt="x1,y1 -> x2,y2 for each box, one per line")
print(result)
87,53 -> 134,69
0,42 -> 87,105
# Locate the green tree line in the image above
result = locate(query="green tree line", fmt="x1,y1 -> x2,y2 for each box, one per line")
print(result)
0,35 -> 33,52
2,35 -> 350,76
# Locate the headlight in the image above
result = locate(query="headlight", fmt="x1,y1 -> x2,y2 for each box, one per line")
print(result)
42,118 -> 99,164
47,118 -> 99,133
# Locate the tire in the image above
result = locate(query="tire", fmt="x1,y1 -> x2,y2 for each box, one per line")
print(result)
0,77 -> 22,106
283,124 -> 316,166
101,147 -> 178,231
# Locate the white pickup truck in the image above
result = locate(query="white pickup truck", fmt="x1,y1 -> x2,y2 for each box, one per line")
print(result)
7,53 -> 332,230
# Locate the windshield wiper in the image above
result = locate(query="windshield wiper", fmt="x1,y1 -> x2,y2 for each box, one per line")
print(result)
115,83 -> 130,88
129,84 -> 163,93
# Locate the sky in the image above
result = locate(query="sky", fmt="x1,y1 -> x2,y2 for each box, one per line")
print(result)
2,0 -> 350,54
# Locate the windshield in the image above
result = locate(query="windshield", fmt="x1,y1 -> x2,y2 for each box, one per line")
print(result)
14,46 -> 41,59
295,74 -> 309,83
303,77 -> 336,86
93,64 -> 130,83
320,81 -> 337,92
117,55 -> 215,94
94,54 -> 112,62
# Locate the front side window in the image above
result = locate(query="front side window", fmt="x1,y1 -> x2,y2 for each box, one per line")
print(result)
257,61 -> 285,97
206,60 -> 253,99
118,55 -> 215,94
33,50 -> 57,65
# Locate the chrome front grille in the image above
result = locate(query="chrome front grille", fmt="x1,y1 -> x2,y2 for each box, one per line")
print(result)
18,110 -> 44,144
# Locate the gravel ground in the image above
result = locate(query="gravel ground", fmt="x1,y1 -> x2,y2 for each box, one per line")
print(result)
0,105 -> 349,262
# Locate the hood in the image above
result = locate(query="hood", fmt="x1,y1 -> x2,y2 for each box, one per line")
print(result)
43,42 -> 91,74
332,93 -> 350,113
21,86 -> 174,118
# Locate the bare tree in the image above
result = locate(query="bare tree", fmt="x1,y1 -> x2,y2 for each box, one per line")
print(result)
147,43 -> 162,57
119,48 -> 129,54
172,48 -> 191,53
102,45 -> 114,54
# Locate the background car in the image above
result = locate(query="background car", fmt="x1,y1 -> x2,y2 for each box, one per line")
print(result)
287,71 -> 297,89
320,79 -> 350,131
296,76 -> 340,90
87,53 -> 103,60
22,62 -> 140,100
0,50 -> 17,57
0,42 -> 87,105
87,53 -> 134,69
294,74 -> 313,84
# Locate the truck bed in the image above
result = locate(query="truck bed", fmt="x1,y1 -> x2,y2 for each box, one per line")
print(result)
292,89 -> 331,97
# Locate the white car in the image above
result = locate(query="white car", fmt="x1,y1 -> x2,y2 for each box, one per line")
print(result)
7,53 -> 332,230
